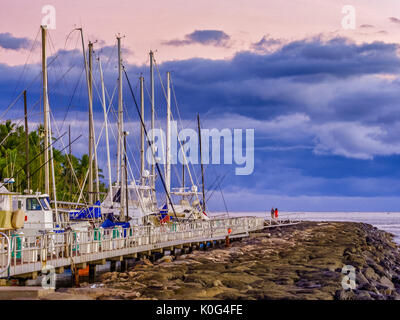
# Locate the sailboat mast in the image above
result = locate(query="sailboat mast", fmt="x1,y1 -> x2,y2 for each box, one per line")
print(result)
117,36 -> 125,221
88,42 -> 100,202
78,28 -> 96,204
150,51 -> 155,191
40,25 -> 59,223
99,58 -> 113,202
89,44 -> 100,202
117,37 -> 123,186
197,114 -> 206,211
182,160 -> 185,190
69,125 -> 72,197
140,76 -> 145,185
48,113 -> 59,224
41,25 -> 50,196
23,90 -> 30,192
88,41 -> 94,204
166,72 -> 171,208
124,131 -> 129,221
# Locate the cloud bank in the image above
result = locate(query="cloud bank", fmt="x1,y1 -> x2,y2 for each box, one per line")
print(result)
2,35 -> 400,210
163,29 -> 231,47
0,32 -> 33,50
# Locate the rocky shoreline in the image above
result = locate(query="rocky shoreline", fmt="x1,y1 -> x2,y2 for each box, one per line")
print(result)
43,221 -> 400,300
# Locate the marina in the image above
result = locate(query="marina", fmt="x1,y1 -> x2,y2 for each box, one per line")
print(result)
2,0 -> 400,304
0,24 -> 284,285
0,26 -> 284,285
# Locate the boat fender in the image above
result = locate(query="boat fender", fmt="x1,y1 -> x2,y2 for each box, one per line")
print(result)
11,209 -> 25,229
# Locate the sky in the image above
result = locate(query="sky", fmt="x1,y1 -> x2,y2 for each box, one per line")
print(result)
1,0 -> 400,212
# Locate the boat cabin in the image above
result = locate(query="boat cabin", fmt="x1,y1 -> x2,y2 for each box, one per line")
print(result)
16,193 -> 53,230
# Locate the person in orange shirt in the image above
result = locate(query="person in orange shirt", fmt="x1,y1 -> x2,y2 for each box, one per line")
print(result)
274,208 -> 278,219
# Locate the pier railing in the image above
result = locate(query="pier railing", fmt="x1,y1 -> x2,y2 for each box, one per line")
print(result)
264,212 -> 303,227
0,216 -> 264,277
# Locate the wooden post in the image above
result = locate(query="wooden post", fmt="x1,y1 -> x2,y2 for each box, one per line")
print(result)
72,267 -> 80,287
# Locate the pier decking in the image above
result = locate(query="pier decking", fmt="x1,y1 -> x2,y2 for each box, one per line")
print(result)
1,217 -> 270,279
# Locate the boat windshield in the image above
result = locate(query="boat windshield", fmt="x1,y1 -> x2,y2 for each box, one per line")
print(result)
39,198 -> 49,210
26,198 -> 42,211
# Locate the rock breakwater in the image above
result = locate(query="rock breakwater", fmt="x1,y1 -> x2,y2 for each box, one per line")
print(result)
43,222 -> 400,300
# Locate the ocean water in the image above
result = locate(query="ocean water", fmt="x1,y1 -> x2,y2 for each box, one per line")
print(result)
224,211 -> 400,244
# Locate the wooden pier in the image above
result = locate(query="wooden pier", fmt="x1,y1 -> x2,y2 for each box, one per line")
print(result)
1,217 -> 269,281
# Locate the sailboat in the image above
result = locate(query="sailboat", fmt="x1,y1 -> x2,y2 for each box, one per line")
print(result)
3,26 -> 220,234
163,74 -> 209,222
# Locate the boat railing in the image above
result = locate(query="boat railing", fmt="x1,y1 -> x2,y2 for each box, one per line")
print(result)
0,217 -> 264,277
0,232 -> 11,276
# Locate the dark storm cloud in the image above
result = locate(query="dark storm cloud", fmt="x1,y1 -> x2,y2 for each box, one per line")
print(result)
159,37 -> 400,84
3,36 -> 400,127
3,36 -> 400,162
163,30 -> 231,47
0,32 -> 33,50
138,37 -> 400,125
3,35 -> 400,208
251,35 -> 283,52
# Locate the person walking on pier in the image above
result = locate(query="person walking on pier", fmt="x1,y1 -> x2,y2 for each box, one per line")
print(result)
270,207 -> 275,220
274,208 -> 279,219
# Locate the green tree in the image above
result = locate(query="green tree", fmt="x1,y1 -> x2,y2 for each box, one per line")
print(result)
0,121 -> 107,203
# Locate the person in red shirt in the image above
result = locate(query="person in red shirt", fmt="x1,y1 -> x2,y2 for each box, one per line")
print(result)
274,208 -> 278,219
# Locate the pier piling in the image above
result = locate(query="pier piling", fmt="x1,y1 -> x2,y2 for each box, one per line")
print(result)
89,264 -> 96,283
110,261 -> 116,272
225,236 -> 230,247
72,268 -> 80,287
120,259 -> 128,272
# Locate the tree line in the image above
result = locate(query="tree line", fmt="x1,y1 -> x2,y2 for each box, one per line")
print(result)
0,120 -> 106,203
